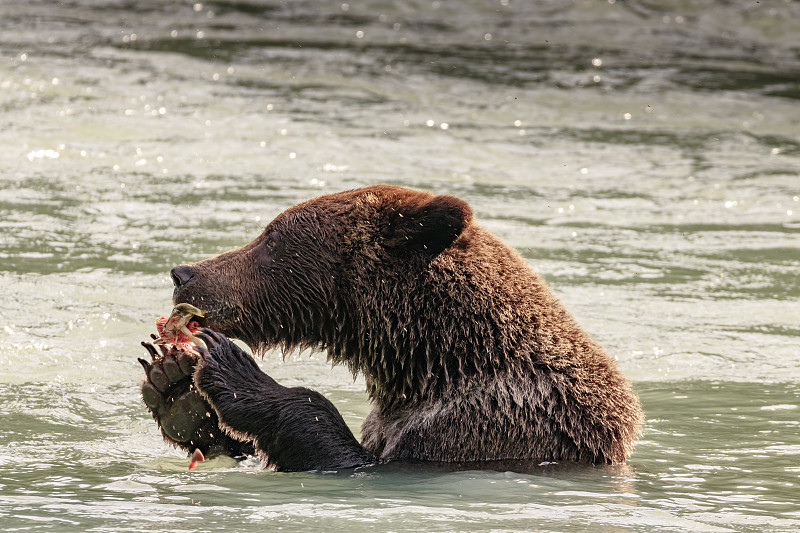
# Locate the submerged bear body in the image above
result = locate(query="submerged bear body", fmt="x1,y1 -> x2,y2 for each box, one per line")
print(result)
141,185 -> 642,469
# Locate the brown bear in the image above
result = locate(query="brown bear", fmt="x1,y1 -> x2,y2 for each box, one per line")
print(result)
139,185 -> 642,471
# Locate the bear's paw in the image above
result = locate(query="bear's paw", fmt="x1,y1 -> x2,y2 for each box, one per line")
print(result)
139,340 -> 253,458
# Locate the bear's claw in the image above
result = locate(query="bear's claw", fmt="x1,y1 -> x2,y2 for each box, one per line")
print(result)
139,341 -> 254,459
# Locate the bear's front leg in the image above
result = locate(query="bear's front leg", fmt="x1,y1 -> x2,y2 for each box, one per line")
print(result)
192,329 -> 376,472
139,342 -> 254,459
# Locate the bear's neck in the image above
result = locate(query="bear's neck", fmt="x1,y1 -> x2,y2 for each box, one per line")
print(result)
328,288 -> 523,407
329,336 -> 491,408
328,225 -> 592,408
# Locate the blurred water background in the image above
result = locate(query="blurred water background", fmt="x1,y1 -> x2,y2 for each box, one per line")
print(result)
1,0 -> 799,531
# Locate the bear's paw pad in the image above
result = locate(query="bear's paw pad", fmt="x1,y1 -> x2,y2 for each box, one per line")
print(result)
139,341 -> 224,455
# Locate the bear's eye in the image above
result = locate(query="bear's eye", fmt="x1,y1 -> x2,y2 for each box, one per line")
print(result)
267,239 -> 277,249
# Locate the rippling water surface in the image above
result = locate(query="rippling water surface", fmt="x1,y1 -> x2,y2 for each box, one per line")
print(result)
1,1 -> 799,531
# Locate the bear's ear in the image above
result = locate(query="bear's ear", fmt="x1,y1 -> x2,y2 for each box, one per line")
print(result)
384,195 -> 472,256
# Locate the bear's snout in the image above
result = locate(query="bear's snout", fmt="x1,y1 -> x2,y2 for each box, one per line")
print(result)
170,265 -> 196,288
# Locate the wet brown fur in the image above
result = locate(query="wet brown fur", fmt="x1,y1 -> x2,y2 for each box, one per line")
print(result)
173,185 -> 643,464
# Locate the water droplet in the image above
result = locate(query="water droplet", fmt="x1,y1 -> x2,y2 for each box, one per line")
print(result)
592,58 -> 602,67
623,112 -> 632,120
513,119 -> 522,127
356,30 -> 364,39
484,33 -> 492,41
426,119 -> 435,127
196,30 -> 205,39
440,122 -> 449,130
193,3 -> 203,11
170,29 -> 178,38
289,152 -> 297,159
580,167 -> 588,174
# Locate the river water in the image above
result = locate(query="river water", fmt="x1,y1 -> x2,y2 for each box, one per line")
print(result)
1,0 -> 799,531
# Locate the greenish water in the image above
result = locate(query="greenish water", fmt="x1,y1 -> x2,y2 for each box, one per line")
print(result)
1,0 -> 799,531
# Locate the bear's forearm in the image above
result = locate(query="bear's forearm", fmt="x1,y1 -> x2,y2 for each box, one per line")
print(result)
193,330 -> 376,471
228,386 -> 376,471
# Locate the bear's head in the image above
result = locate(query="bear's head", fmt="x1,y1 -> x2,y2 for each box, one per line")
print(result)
170,185 -> 472,396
